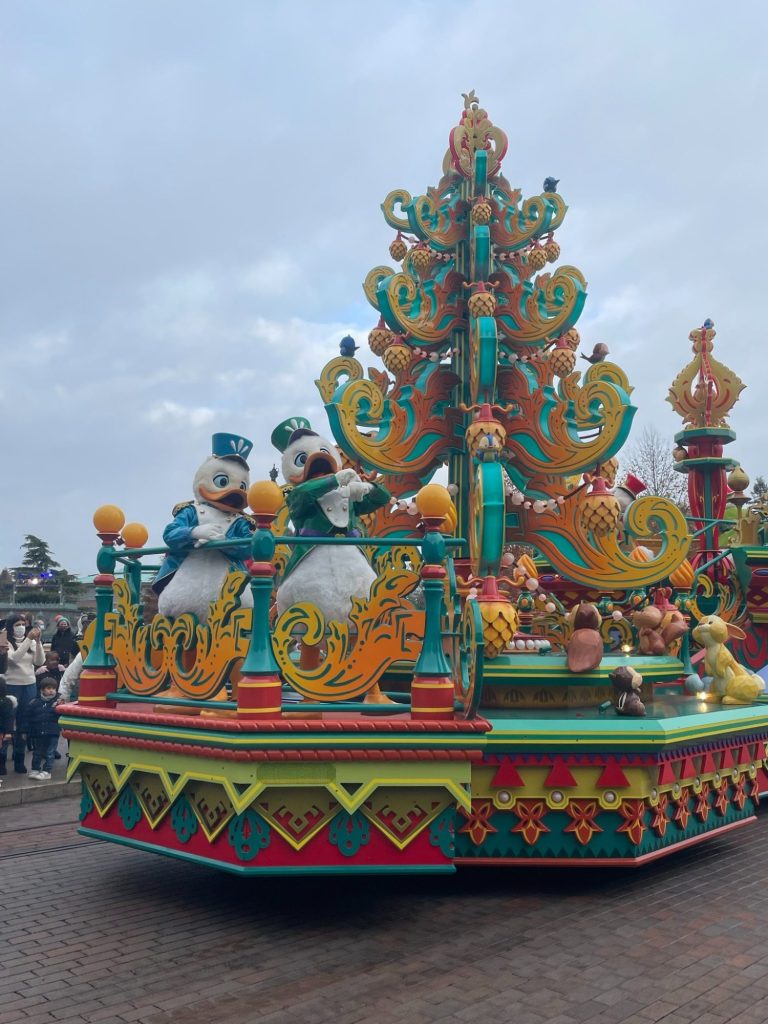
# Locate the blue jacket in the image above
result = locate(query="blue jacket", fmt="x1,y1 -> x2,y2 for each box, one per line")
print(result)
152,503 -> 254,593
23,695 -> 60,738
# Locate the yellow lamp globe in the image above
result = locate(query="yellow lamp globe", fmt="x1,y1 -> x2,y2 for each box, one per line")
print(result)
439,502 -> 458,534
121,522 -> 149,549
93,504 -> 126,534
248,480 -> 284,517
415,483 -> 452,520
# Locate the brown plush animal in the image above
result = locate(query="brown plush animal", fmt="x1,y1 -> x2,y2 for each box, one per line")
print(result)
610,665 -> 646,716
632,603 -> 687,656
566,602 -> 603,673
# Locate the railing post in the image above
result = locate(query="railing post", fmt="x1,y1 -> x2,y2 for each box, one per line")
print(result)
238,521 -> 283,720
79,508 -> 122,707
411,523 -> 454,720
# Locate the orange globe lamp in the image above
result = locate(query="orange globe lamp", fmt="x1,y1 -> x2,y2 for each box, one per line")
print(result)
248,481 -> 284,527
93,504 -> 125,536
121,522 -> 149,549
415,483 -> 452,526
439,502 -> 458,535
415,483 -> 452,518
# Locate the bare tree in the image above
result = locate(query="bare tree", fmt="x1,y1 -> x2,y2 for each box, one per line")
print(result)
621,426 -> 689,511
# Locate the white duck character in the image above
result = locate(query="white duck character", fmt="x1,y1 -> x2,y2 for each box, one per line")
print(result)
271,418 -> 390,661
153,433 -> 255,623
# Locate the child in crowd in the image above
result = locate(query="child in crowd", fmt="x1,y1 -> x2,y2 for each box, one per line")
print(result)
36,650 -> 65,688
24,676 -> 61,781
0,676 -> 17,776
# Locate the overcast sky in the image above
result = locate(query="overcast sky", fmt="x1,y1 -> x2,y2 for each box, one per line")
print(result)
2,1 -> 767,576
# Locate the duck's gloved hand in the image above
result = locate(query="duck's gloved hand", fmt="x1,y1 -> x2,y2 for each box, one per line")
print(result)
348,480 -> 373,501
335,468 -> 360,487
192,523 -> 225,547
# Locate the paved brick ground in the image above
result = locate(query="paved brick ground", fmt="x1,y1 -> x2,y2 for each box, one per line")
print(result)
3,798 -> 768,1024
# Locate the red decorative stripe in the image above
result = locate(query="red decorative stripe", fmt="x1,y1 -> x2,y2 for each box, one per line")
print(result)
59,703 -> 490,734
63,729 -> 483,762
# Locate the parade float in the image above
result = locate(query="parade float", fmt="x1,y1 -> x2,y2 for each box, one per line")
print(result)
61,93 -> 768,873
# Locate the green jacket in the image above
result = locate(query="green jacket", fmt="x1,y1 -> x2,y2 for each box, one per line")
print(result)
282,476 -> 390,579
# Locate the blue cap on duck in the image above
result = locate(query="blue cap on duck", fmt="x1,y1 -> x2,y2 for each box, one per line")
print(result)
211,432 -> 253,466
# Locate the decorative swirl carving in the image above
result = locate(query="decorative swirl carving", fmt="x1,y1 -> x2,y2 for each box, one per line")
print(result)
490,190 -> 567,250
107,575 -> 251,699
315,356 -> 364,404
323,360 -> 461,476
687,572 -> 743,625
412,184 -> 468,249
530,495 -> 690,588
363,265 -> 396,310
376,267 -> 465,344
667,325 -> 745,428
446,91 -> 508,179
381,189 -> 416,233
583,361 -> 634,398
491,265 -> 587,344
501,360 -> 634,477
272,565 -> 424,701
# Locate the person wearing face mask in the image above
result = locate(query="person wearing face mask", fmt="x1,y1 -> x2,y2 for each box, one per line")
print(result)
4,614 -> 45,774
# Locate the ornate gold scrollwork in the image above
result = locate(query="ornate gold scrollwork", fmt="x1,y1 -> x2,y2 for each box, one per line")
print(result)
530,495 -> 690,588
272,565 -> 424,701
107,575 -> 251,699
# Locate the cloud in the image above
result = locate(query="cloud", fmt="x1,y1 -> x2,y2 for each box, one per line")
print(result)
1,0 -> 767,577
145,400 -> 216,428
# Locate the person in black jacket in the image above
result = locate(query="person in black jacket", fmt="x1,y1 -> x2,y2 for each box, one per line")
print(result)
50,617 -> 79,667
24,676 -> 61,781
0,675 -> 17,775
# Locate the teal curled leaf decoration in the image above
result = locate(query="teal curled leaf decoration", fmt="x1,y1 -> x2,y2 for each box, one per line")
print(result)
329,810 -> 370,858
429,807 -> 456,858
170,794 -> 198,845
80,787 -> 94,821
228,809 -> 271,862
117,786 -> 142,831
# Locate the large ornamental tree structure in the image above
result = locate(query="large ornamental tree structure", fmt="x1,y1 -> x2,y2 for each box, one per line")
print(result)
317,92 -> 689,595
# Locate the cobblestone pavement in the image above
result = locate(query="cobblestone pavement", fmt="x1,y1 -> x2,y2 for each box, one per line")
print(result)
3,798 -> 768,1024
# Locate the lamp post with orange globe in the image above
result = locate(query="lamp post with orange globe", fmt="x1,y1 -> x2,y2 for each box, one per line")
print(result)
77,505 -> 125,708
411,484 -> 454,721
237,481 -> 285,720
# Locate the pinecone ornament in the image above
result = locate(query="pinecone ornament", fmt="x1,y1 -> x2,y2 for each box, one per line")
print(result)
383,343 -> 412,374
471,198 -> 493,225
479,599 -> 518,659
528,248 -> 547,272
410,244 -> 433,274
468,283 -> 496,318
545,241 -> 561,262
580,478 -> 621,537
369,319 -> 394,357
549,346 -> 576,377
561,327 -> 580,351
389,235 -> 408,262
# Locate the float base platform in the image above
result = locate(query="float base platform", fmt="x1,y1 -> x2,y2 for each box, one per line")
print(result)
61,696 -> 768,873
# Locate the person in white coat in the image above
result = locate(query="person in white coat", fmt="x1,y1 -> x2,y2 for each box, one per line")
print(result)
56,653 -> 83,704
5,614 -> 45,773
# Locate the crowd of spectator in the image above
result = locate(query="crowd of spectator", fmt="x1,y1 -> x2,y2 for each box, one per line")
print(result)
0,611 -> 84,780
